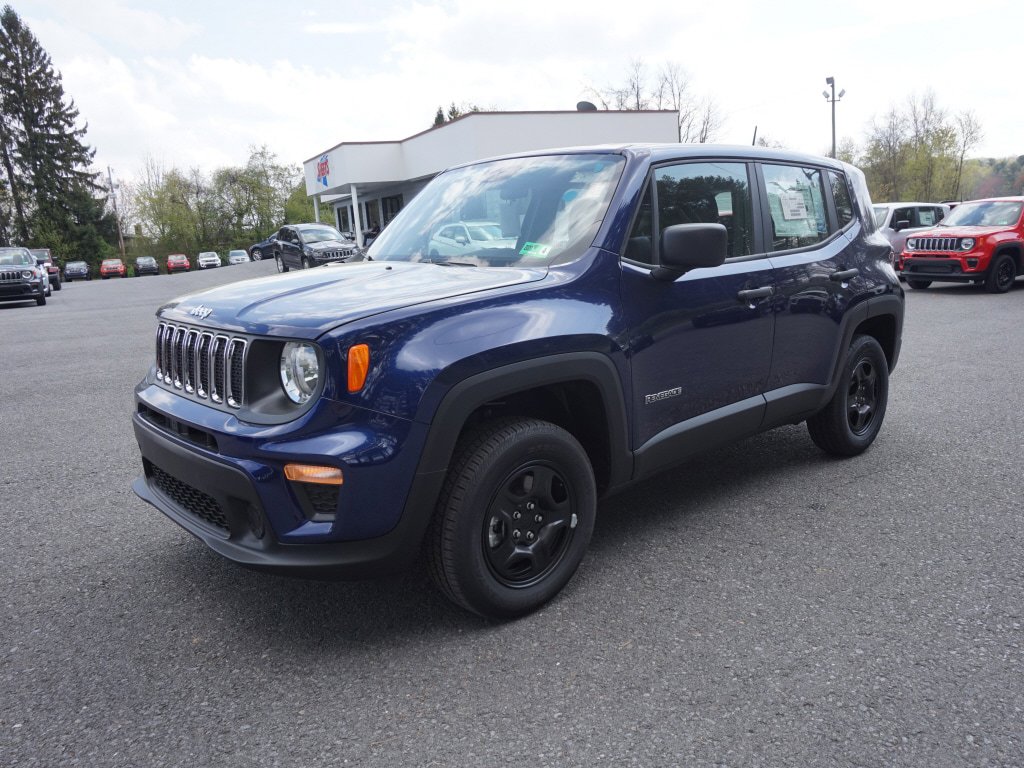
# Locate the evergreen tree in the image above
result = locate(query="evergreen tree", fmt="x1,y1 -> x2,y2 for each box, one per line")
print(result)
0,4 -> 98,247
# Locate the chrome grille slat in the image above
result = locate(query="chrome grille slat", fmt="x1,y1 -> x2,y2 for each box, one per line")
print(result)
152,323 -> 248,409
916,236 -> 958,252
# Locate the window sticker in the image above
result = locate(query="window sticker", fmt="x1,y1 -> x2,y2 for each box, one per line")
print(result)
779,191 -> 809,220
519,242 -> 551,257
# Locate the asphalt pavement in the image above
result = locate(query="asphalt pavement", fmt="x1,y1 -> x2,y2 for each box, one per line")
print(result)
1,265 -> 1022,767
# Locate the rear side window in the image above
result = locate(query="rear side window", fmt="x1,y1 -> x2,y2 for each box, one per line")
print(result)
654,162 -> 754,258
763,164 -> 829,251
828,171 -> 854,229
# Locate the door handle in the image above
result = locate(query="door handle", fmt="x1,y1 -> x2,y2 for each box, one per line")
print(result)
736,286 -> 773,303
830,268 -> 860,282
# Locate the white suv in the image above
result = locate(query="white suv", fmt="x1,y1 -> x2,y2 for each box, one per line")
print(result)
196,251 -> 222,269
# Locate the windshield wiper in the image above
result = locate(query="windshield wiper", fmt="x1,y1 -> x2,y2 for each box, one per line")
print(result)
433,260 -> 477,267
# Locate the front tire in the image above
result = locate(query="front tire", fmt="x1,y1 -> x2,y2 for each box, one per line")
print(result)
302,256 -> 312,270
251,248 -> 262,261
985,253 -> 1016,293
427,418 -> 596,619
276,254 -> 288,273
36,286 -> 46,306
53,277 -> 61,291
906,279 -> 931,289
807,335 -> 889,457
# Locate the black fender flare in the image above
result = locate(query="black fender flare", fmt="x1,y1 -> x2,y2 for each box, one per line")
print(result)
395,352 -> 632,556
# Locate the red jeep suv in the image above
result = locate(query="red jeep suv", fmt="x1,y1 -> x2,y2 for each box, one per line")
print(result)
900,197 -> 1023,293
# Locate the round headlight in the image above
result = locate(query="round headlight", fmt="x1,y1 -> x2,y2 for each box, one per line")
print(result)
21,270 -> 32,278
959,238 -> 975,251
280,342 -> 320,403
906,239 -> 917,251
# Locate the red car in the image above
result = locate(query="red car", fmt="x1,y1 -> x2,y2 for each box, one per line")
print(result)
166,253 -> 190,273
100,258 -> 127,279
900,196 -> 1024,293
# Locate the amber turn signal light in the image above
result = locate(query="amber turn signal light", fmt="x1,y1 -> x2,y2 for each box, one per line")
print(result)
347,344 -> 370,392
284,464 -> 344,485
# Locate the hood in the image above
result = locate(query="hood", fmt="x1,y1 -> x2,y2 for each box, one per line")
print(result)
158,261 -> 548,338
306,239 -> 355,252
918,225 -> 1010,238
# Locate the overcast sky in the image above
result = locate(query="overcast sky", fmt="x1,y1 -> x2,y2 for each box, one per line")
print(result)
19,0 -> 1024,182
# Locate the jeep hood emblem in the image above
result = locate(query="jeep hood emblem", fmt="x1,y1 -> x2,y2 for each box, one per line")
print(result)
190,305 -> 213,320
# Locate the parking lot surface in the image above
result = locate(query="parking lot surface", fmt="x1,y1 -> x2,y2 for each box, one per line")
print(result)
2,266 -> 1022,767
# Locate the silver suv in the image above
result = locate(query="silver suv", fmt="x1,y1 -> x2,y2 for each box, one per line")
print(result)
0,247 -> 47,306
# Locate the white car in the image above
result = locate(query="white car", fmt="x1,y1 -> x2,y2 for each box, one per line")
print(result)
197,251 -> 222,269
427,221 -> 517,262
227,249 -> 250,265
872,202 -> 950,254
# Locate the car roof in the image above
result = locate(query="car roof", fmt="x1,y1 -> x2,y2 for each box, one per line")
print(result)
442,142 -> 848,174
874,201 -> 950,208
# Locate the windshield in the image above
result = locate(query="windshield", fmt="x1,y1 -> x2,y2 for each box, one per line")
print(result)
368,153 -> 626,267
137,257 -> 155,264
941,201 -> 1023,227
67,261 -> 86,268
228,250 -> 247,257
0,247 -> 34,265
102,259 -> 122,267
298,225 -> 347,244
871,206 -> 888,228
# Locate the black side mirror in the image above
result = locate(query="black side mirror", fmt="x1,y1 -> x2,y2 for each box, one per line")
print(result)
651,223 -> 728,281
894,219 -> 911,231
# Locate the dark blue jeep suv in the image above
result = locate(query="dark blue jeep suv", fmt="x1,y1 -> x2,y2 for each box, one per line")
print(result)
132,144 -> 903,618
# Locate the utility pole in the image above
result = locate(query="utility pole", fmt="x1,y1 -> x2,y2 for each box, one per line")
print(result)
822,77 -> 846,159
107,166 -> 126,260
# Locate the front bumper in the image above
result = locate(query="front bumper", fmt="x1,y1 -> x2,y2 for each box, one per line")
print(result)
131,386 -> 433,577
901,254 -> 986,282
0,282 -> 42,301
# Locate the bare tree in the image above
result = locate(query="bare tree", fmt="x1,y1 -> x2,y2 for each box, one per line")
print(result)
590,59 -> 721,142
951,110 -> 983,200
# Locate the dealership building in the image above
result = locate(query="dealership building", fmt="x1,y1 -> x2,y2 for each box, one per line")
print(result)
302,109 -> 679,246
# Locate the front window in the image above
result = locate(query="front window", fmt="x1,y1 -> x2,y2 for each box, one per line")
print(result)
0,247 -> 34,265
368,153 -> 626,267
297,225 -> 346,244
102,259 -> 121,267
940,201 -> 1023,228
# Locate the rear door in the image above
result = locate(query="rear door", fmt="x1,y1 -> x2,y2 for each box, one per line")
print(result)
761,163 -> 857,403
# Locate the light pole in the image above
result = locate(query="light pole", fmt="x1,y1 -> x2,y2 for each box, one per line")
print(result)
822,76 -> 845,159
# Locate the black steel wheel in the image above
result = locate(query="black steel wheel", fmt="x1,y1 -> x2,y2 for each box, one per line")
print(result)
807,334 -> 889,456
428,418 -> 596,619
985,253 -> 1016,294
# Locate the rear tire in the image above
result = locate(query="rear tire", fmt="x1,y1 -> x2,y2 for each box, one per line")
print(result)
906,279 -> 931,289
985,253 -> 1016,293
427,418 -> 596,619
807,335 -> 888,457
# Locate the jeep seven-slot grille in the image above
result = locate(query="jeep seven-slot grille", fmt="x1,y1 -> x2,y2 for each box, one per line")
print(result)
912,237 -> 958,252
1,269 -> 28,282
155,322 -> 247,409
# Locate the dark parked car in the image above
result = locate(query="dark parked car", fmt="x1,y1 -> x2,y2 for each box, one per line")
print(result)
247,234 -> 274,261
30,248 -> 61,291
134,256 -> 160,276
63,260 -> 91,281
271,223 -> 358,272
132,144 -> 903,619
0,246 -> 47,305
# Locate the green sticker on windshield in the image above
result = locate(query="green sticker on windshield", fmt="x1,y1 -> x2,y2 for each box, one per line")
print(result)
519,242 -> 551,257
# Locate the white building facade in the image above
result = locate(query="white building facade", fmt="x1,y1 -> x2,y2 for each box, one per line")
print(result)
303,110 -> 679,246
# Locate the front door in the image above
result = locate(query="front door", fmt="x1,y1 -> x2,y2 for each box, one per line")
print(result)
621,160 -> 775,457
